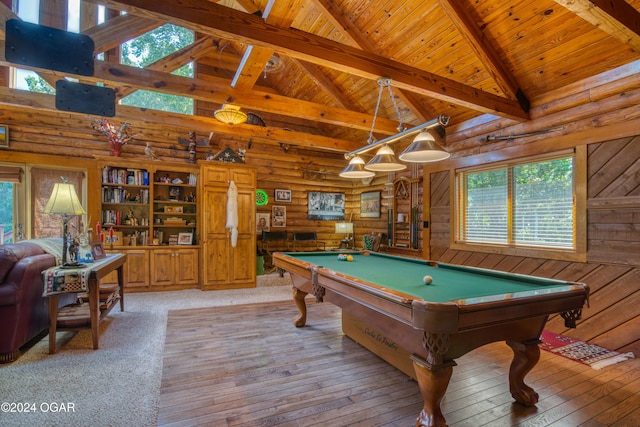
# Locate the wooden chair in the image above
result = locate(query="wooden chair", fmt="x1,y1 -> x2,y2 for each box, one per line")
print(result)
259,231 -> 289,254
291,231 -> 326,252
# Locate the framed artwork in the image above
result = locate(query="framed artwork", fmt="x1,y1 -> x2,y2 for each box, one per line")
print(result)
275,189 -> 291,202
360,191 -> 381,218
178,232 -> 193,245
256,212 -> 270,233
91,241 -> 106,260
308,192 -> 345,220
272,206 -> 286,227
0,125 -> 8,148
169,186 -> 182,201
106,231 -> 123,246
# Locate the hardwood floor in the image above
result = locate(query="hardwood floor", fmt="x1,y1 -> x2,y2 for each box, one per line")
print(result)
158,301 -> 640,427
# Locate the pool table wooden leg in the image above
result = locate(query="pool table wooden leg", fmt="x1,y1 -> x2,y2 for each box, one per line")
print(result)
506,339 -> 540,406
292,287 -> 308,327
411,356 -> 453,427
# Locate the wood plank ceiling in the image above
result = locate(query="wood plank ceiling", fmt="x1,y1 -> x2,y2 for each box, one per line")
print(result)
1,0 -> 640,154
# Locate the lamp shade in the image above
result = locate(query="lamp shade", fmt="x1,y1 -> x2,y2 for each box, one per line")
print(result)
43,182 -> 86,215
214,104 -> 248,125
365,145 -> 407,172
399,130 -> 450,162
339,155 -> 376,178
335,222 -> 354,234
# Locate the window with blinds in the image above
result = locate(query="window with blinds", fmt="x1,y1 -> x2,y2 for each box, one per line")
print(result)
457,155 -> 575,250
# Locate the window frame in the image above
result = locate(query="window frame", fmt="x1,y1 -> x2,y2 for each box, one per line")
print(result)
451,147 -> 586,262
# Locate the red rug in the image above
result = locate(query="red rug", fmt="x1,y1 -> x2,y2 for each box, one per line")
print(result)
540,330 -> 635,370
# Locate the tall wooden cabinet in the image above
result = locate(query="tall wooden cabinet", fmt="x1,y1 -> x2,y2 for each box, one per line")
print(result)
200,163 -> 256,290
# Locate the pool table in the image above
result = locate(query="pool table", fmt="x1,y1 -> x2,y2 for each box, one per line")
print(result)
273,251 -> 589,427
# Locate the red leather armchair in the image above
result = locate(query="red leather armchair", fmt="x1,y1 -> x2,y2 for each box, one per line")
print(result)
0,242 -> 74,362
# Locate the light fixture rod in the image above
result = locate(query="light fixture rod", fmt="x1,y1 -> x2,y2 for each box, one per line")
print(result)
344,114 -> 450,160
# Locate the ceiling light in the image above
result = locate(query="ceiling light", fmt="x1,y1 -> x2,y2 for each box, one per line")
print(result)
399,130 -> 450,162
365,144 -> 407,172
339,155 -> 376,178
214,104 -> 247,125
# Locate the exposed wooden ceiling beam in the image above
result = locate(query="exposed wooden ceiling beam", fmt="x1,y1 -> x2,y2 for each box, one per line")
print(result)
83,0 -> 530,120
310,0 -> 439,120
231,0 -> 303,91
116,35 -> 218,99
0,86 -> 363,152
438,0 -> 529,112
0,44 -> 403,136
84,14 -> 162,54
554,0 -> 640,51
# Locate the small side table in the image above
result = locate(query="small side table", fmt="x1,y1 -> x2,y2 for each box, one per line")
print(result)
43,254 -> 126,354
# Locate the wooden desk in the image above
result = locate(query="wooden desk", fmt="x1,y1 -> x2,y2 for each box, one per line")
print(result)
44,254 -> 126,354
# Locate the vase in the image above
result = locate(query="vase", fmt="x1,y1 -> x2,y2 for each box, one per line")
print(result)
111,147 -> 121,157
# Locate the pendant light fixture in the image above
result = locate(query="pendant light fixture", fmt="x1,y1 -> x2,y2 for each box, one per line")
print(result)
214,104 -> 248,125
339,155 -> 375,178
339,77 -> 451,179
399,130 -> 450,162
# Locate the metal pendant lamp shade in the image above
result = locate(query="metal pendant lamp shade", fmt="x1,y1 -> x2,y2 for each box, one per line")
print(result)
365,144 -> 407,172
339,155 -> 376,178
399,130 -> 450,162
214,104 -> 248,125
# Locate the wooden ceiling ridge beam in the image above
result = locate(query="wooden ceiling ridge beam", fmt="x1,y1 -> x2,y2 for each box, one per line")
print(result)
0,86 -> 363,152
0,43 -> 401,135
438,0 -> 530,112
82,0 -> 530,120
554,0 -> 640,51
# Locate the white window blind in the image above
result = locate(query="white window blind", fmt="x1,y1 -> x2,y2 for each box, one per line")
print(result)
459,155 -> 575,250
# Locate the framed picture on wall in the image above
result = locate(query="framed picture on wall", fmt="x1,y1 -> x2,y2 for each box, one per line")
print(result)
275,189 -> 291,202
360,191 -> 381,218
0,125 -> 8,148
272,206 -> 286,227
308,192 -> 345,220
256,212 -> 270,233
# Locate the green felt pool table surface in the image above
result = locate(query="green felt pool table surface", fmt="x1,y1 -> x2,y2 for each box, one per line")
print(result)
282,251 -> 577,304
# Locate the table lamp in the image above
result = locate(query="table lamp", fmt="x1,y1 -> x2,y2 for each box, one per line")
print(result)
335,222 -> 354,249
43,177 -> 86,267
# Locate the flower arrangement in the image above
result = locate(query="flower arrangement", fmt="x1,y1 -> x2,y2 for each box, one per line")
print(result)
91,118 -> 135,156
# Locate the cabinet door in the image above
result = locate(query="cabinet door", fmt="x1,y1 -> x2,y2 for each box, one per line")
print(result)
202,187 -> 228,287
174,248 -> 199,285
150,249 -> 175,287
229,188 -> 255,284
124,249 -> 149,289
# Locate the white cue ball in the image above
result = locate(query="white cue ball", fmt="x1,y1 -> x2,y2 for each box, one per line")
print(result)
423,275 -> 433,285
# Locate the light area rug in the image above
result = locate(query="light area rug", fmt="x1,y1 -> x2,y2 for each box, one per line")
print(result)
0,273 -> 293,427
540,330 -> 635,370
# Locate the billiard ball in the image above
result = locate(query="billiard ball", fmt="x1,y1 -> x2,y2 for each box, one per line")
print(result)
423,275 -> 433,285
347,255 -> 353,262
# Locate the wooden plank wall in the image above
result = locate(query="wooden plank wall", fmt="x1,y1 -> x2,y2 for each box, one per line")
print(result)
427,137 -> 640,356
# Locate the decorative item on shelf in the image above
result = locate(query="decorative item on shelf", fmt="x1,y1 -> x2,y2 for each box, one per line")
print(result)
178,131 -> 212,164
214,104 -> 247,125
178,232 -> 193,245
43,177 -> 87,268
144,141 -> 160,160
91,118 -> 135,157
209,146 -> 245,163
